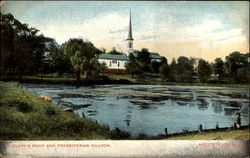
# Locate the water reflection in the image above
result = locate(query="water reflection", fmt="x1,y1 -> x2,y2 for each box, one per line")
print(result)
197,99 -> 209,111
212,103 -> 223,114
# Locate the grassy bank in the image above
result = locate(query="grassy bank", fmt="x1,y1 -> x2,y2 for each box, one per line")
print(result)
0,75 -> 134,85
108,74 -> 249,88
1,74 -> 249,88
0,82 -> 130,140
165,129 -> 249,140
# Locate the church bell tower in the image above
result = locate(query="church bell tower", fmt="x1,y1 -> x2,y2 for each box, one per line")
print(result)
125,10 -> 134,56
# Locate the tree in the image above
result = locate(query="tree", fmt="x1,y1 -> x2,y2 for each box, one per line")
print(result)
159,63 -> 170,78
169,58 -> 177,81
189,57 -> 199,73
236,68 -> 247,83
1,13 -> 48,81
0,13 -> 15,75
91,62 -> 108,79
108,47 -> 122,55
151,61 -> 162,75
214,58 -> 225,80
126,53 -> 143,78
100,47 -> 106,54
137,48 -> 151,73
225,51 -> 248,83
161,57 -> 168,65
175,56 -> 194,82
197,59 -> 211,83
46,42 -> 72,76
138,48 -> 150,64
0,13 -> 31,76
64,38 -> 100,82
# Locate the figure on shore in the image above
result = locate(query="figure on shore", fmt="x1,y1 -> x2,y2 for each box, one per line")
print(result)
234,112 -> 241,129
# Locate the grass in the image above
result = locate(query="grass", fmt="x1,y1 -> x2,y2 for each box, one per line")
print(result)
165,129 -> 249,140
162,82 -> 249,88
1,74 -> 249,88
108,74 -> 249,88
0,82 -> 130,140
108,74 -> 137,83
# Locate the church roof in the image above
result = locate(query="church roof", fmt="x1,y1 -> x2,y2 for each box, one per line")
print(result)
150,53 -> 162,59
98,54 -> 129,61
132,52 -> 162,59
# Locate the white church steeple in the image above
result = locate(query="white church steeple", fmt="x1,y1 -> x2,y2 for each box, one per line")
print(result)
125,10 -> 134,56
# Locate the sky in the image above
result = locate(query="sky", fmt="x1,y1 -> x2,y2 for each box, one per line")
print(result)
1,1 -> 249,62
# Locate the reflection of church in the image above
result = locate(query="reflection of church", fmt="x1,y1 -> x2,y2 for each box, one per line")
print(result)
98,11 -> 162,74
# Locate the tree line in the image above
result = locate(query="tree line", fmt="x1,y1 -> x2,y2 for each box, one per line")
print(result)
1,13 -> 249,84
126,50 -> 250,84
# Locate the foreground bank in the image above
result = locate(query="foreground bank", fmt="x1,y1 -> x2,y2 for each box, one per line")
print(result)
0,82 -> 131,140
0,82 -> 248,140
165,129 -> 249,140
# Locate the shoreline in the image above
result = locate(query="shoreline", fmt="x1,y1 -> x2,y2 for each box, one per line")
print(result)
0,76 -> 249,88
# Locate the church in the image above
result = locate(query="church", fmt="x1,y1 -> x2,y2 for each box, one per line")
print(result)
98,11 -> 162,74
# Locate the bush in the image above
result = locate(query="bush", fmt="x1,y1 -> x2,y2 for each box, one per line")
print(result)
44,106 -> 57,116
137,133 -> 148,139
110,127 -> 131,139
7,100 -> 33,113
182,127 -> 190,133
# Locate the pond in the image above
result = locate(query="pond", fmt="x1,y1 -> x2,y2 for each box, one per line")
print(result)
23,84 -> 249,136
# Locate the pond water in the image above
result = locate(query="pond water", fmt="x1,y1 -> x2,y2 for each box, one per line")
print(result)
23,84 -> 249,136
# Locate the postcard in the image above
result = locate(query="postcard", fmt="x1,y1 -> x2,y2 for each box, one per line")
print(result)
0,1 -> 249,157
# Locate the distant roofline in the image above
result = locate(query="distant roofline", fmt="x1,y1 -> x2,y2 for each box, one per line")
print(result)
98,54 -> 129,61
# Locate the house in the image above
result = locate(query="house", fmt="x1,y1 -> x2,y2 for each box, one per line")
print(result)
150,53 -> 162,62
131,52 -> 162,63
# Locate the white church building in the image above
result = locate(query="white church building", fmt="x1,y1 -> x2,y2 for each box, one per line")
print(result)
98,11 -> 162,74
98,54 -> 129,69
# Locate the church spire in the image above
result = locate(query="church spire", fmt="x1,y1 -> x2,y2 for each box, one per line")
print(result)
127,10 -> 133,40
125,10 -> 134,56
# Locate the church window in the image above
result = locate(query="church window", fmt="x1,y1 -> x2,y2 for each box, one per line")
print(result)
129,43 -> 132,48
110,61 -> 111,67
118,62 -> 120,67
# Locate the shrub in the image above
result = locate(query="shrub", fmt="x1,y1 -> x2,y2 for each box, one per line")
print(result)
7,100 -> 33,113
182,127 -> 190,133
45,106 -> 57,116
110,127 -> 131,139
137,133 -> 147,139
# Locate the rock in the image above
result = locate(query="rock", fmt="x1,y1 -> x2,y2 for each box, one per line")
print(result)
63,108 -> 74,112
71,104 -> 92,110
40,96 -> 52,102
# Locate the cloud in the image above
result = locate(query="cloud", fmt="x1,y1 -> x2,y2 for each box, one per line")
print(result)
37,12 -> 128,46
137,35 -> 161,41
133,18 -> 248,61
185,19 -> 223,34
143,19 -> 243,48
109,28 -> 127,34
